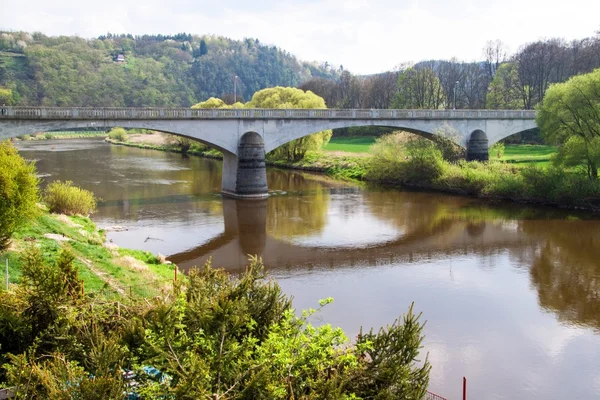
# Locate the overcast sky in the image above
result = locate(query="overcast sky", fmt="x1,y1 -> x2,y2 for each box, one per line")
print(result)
1,0 -> 598,74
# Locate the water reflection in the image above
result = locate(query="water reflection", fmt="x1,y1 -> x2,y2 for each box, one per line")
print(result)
520,220 -> 600,331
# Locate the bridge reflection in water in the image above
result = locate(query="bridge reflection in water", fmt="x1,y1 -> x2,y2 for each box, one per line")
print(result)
169,197 -> 531,272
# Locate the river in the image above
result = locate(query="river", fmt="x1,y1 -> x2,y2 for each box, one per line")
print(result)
16,138 -> 600,399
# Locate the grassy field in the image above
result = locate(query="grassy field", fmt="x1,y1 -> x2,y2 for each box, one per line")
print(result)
324,136 -> 557,167
323,136 -> 377,153
492,144 -> 557,166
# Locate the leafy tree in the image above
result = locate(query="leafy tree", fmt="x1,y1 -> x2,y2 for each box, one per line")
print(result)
0,87 -> 13,105
191,97 -> 230,109
537,68 -> 600,179
246,87 -> 333,161
0,140 -> 39,250
486,63 -> 523,109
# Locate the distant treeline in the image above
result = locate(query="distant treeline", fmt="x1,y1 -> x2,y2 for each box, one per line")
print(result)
0,31 -> 338,106
301,36 -> 600,111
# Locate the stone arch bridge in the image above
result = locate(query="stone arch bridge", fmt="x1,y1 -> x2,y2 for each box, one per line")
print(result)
0,107 -> 537,198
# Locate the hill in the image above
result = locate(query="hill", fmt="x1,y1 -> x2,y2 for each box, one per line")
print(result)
0,31 -> 338,107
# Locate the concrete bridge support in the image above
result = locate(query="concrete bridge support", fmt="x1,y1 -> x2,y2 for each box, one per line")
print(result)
466,130 -> 489,161
221,132 -> 268,199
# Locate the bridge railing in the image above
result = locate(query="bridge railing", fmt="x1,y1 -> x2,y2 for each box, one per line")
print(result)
0,107 -> 537,120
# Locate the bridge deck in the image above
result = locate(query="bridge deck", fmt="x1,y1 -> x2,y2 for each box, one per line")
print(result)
0,107 -> 536,120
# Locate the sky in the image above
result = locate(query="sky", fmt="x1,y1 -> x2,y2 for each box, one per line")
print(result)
0,0 -> 599,74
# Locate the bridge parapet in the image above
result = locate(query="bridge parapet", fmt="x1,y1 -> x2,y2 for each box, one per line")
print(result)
0,107 -> 537,120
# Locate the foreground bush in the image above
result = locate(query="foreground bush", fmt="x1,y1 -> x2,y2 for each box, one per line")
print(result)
0,251 -> 431,399
107,126 -> 128,141
44,180 -> 97,215
0,140 -> 39,250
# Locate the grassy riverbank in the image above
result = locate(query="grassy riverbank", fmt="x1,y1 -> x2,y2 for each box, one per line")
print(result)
1,210 -> 177,298
16,131 -> 108,141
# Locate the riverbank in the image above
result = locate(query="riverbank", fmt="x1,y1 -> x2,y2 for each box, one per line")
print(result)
106,133 -> 600,211
15,132 -> 108,141
1,209 -> 177,298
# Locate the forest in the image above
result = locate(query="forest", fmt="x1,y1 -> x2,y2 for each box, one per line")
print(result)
0,31 -> 338,107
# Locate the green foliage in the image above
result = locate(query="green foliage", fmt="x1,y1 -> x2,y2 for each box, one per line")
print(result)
44,180 -> 97,216
486,63 -> 523,109
367,133 -> 445,184
0,87 -> 14,105
247,87 -> 332,161
0,31 -> 337,107
537,68 -> 600,179
191,97 -> 230,109
107,126 -> 127,141
491,142 -> 505,159
0,140 -> 39,250
0,254 -> 431,398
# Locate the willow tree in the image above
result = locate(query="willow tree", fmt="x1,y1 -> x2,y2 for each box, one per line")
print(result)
537,68 -> 600,179
246,87 -> 332,161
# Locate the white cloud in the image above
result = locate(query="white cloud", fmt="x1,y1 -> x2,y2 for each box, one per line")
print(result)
0,0 -> 598,74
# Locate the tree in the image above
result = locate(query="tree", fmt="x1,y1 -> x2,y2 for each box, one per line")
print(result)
246,87 -> 332,161
537,68 -> 600,179
486,63 -> 523,109
0,140 -> 39,250
483,40 -> 507,79
0,87 -> 14,105
199,39 -> 208,56
393,65 -> 445,109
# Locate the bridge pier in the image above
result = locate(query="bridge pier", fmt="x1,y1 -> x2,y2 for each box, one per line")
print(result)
221,132 -> 268,199
466,129 -> 489,161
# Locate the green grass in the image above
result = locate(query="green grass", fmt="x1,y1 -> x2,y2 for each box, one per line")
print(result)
490,144 -> 558,167
323,136 -> 376,153
1,212 -> 177,298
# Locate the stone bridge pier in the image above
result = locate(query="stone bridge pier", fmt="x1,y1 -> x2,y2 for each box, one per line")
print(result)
221,132 -> 268,198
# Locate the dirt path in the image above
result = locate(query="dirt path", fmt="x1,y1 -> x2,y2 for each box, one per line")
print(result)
77,256 -> 126,296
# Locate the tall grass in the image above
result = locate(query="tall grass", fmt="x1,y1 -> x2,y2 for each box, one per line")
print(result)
44,181 -> 97,216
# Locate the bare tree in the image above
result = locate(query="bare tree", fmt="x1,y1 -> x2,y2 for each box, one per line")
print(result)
483,40 -> 507,79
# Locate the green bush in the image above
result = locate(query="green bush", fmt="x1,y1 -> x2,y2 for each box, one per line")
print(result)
0,254 -> 431,399
44,181 -> 97,216
0,141 -> 40,250
367,134 -> 445,185
107,127 -> 128,142
44,133 -> 54,140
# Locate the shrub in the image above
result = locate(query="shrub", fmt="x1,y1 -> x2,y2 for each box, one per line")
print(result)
107,127 -> 127,142
402,138 -> 446,183
44,181 -> 97,216
166,135 -> 193,153
0,140 -> 40,250
1,255 -> 431,399
44,133 -> 54,140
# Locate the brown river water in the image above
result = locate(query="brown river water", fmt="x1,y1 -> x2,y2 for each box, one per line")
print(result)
16,138 -> 600,399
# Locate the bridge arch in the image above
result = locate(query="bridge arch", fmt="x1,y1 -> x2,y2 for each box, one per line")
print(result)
262,120 -> 444,154
0,119 -> 237,155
